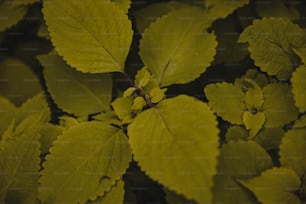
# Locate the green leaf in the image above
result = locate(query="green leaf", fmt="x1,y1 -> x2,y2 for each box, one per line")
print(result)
131,97 -> 146,111
291,65 -> 306,113
39,123 -> 64,155
204,82 -> 245,124
0,58 -> 43,106
239,168 -> 301,204
0,1 -> 27,31
164,188 -> 195,204
294,115 -> 306,128
111,96 -> 133,123
243,111 -> 265,139
58,116 -> 80,129
244,81 -> 264,110
140,7 -> 217,87
128,95 -> 219,203
134,67 -> 151,88
226,125 -> 285,150
92,111 -> 121,126
280,128 -> 306,177
39,122 -> 132,204
262,83 -> 298,127
112,0 -> 131,14
235,69 -> 269,89
239,18 -> 306,80
204,0 -> 250,21
212,141 -> 273,204
0,97 -> 16,135
293,47 -> 306,65
88,180 -> 125,204
123,87 -> 137,98
42,0 -> 133,73
149,87 -> 167,104
0,115 -> 41,204
38,53 -> 112,117
133,1 -> 187,33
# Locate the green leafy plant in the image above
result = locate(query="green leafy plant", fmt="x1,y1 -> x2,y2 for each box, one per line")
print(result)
1,0 -> 306,203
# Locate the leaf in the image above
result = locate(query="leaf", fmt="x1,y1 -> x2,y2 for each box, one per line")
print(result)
38,53 -> 112,117
92,111 -> 121,126
39,122 -> 132,204
39,123 -> 64,155
294,115 -> 306,128
131,97 -> 146,111
204,82 -> 245,124
111,96 -> 133,123
293,47 -> 306,65
0,58 -> 43,106
133,1 -> 187,33
244,81 -> 264,110
235,69 -> 269,89
0,97 -> 16,135
134,67 -> 151,88
164,188 -> 195,204
243,111 -> 265,139
239,18 -> 306,80
212,141 -> 273,204
112,0 -> 131,14
88,180 -> 125,204
128,95 -> 219,203
262,83 -> 298,127
280,128 -> 306,177
123,87 -> 137,98
149,87 -> 167,104
291,65 -> 306,113
0,1 -> 27,31
205,0 -> 250,21
0,115 -> 41,204
58,116 -> 80,129
42,0 -> 133,73
139,7 -> 217,87
239,168 -> 301,204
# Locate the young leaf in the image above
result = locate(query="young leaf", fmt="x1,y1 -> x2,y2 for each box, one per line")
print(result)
0,58 -> 43,106
133,1 -> 187,33
0,115 -> 41,204
291,65 -> 306,113
39,122 -> 132,204
279,128 -> 306,177
212,141 -> 273,204
243,111 -> 265,139
134,67 -> 151,88
0,97 -> 16,135
204,0 -> 250,21
88,179 -> 125,204
128,95 -> 219,203
204,82 -> 245,125
139,7 -> 217,87
244,81 -> 264,110
111,96 -> 133,123
239,168 -> 301,204
38,53 -> 112,117
42,0 -> 133,73
239,18 -> 306,80
131,97 -> 146,111
262,83 -> 298,127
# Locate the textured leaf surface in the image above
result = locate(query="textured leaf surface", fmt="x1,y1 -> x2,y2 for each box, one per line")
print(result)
239,18 -> 306,80
244,82 -> 264,110
128,95 -> 219,203
164,188 -> 195,204
0,115 -> 41,204
133,1 -> 186,33
140,8 -> 217,87
243,111 -> 265,138
0,97 -> 16,135
39,123 -> 64,155
240,168 -> 301,204
39,53 -> 112,117
212,141 -> 273,204
0,58 -> 42,106
280,128 -> 306,176
39,122 -> 132,204
43,0 -> 133,73
263,83 -> 298,127
88,180 -> 125,204
291,66 -> 306,113
204,83 -> 245,124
